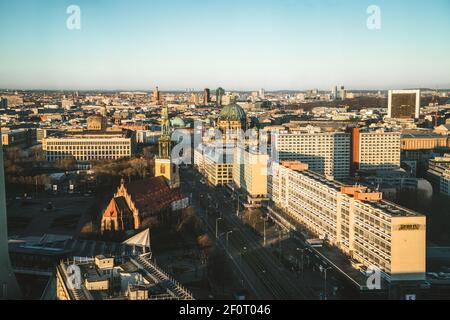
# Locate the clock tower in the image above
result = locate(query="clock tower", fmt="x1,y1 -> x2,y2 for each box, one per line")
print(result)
155,104 -> 180,188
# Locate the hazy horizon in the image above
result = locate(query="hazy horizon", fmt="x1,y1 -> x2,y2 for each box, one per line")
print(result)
1,0 -> 449,90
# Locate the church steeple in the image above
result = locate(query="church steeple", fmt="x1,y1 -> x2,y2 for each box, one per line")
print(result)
155,105 -> 179,188
158,104 -> 171,159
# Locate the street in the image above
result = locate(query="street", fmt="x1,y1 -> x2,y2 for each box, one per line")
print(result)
181,167 -> 340,300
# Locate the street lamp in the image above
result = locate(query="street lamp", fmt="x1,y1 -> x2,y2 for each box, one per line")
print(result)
260,216 -> 269,247
226,230 -> 233,248
320,265 -> 332,300
296,248 -> 305,278
240,246 -> 247,267
236,193 -> 240,216
215,217 -> 222,238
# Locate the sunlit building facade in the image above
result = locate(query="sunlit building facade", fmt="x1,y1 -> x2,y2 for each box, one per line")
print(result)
270,161 -> 426,282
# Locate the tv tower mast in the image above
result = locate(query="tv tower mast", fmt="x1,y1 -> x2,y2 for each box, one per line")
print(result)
0,129 -> 21,299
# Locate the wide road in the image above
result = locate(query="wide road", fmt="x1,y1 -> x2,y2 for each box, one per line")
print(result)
181,167 -> 318,300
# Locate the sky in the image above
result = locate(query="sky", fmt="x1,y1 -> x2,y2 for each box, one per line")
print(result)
0,0 -> 449,91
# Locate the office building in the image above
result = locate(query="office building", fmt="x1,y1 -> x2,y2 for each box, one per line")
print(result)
43,132 -> 132,162
331,86 -> 338,100
388,90 -> 421,119
216,87 -> 225,106
259,88 -> 265,99
270,161 -> 426,282
194,143 -> 234,186
350,128 -> 401,173
340,86 -> 346,100
204,88 -> 210,104
440,168 -> 450,196
272,129 -> 351,180
232,146 -> 269,206
427,155 -> 450,191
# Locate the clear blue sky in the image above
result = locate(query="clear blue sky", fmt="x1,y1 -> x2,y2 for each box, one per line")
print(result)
0,0 -> 449,91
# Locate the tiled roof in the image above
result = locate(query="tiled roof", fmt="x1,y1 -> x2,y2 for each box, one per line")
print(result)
125,176 -> 183,214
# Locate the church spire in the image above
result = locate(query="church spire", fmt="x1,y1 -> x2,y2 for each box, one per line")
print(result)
158,104 -> 172,159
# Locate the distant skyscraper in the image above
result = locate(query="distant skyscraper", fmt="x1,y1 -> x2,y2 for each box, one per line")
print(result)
388,89 -> 421,119
204,88 -> 210,104
259,88 -> 265,99
216,87 -> 225,106
190,93 -> 200,105
339,86 -> 346,100
331,86 -> 338,100
0,130 -> 21,299
152,86 -> 160,104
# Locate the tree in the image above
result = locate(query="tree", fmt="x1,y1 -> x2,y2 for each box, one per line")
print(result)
55,157 -> 76,171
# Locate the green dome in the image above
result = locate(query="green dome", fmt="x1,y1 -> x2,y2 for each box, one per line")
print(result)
219,103 -> 247,122
170,117 -> 185,127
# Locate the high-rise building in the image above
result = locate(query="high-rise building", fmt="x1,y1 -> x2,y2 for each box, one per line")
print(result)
350,128 -> 401,173
331,86 -> 338,100
340,86 -> 346,100
194,142 -> 234,186
270,161 -> 426,282
0,130 -> 21,299
232,146 -> 269,206
216,87 -> 225,106
203,88 -> 210,104
259,88 -> 265,99
152,86 -> 160,104
0,98 -> 7,109
388,89 -> 421,119
271,129 -> 351,180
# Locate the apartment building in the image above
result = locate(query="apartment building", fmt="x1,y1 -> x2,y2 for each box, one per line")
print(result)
232,146 -> 269,206
351,128 -> 401,173
270,161 -> 426,282
43,131 -> 132,162
271,129 -> 351,180
427,155 -> 450,194
440,169 -> 450,196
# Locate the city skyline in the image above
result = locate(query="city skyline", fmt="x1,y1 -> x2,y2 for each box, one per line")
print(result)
1,0 -> 449,91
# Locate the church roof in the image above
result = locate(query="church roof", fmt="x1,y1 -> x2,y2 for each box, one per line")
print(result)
125,176 -> 183,213
103,196 -> 132,218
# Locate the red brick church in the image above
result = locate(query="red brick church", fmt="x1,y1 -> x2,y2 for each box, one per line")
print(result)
101,177 -> 187,233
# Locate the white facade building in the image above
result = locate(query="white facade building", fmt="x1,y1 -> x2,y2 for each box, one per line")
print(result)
358,130 -> 401,172
269,161 -> 426,282
272,130 -> 351,180
43,132 -> 132,162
